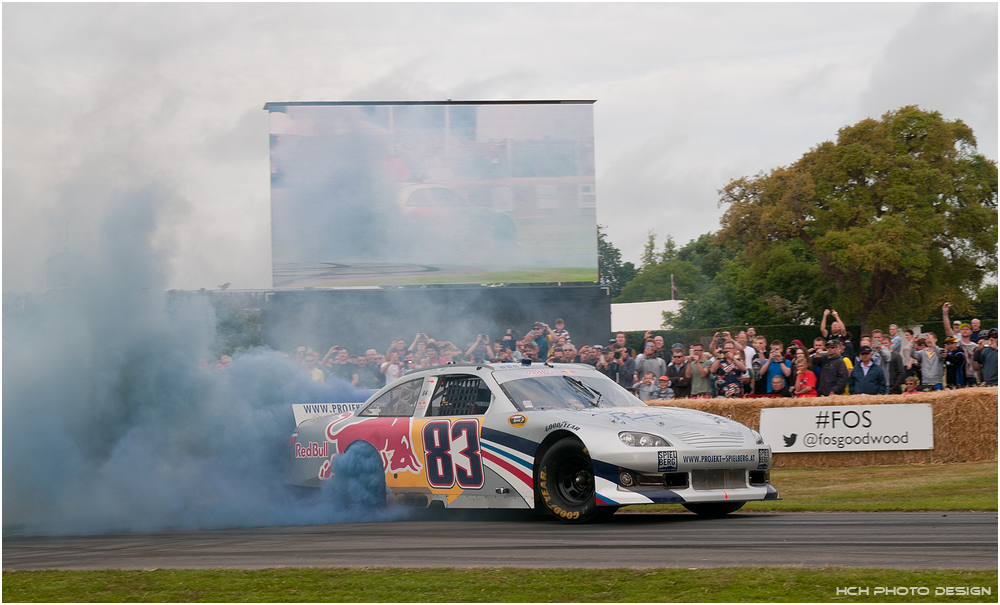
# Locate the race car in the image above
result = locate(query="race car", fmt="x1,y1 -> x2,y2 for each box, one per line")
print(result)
289,361 -> 778,523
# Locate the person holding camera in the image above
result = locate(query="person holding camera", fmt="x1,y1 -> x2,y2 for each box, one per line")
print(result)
465,334 -> 492,363
760,340 -> 792,393
710,340 -> 745,398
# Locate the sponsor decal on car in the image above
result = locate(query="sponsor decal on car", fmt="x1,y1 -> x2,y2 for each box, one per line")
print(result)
507,414 -> 527,428
758,448 -> 771,469
657,450 -> 677,472
295,441 -> 330,459
544,421 -> 580,432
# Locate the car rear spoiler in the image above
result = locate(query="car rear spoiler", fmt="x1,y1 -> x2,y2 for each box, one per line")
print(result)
292,402 -> 365,426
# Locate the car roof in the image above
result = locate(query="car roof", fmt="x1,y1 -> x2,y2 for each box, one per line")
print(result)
402,361 -> 598,379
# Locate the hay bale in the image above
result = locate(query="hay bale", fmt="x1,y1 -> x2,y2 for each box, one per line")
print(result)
647,387 -> 998,468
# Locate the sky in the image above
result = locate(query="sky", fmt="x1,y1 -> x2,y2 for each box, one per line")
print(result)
3,2 -> 997,293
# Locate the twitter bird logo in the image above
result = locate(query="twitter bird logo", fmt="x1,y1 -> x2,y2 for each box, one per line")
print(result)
783,434 -> 797,447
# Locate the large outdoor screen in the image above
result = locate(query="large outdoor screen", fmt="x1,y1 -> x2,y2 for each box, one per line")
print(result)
265,101 -> 598,287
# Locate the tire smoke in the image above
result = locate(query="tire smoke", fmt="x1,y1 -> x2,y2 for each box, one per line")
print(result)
2,188 -> 407,536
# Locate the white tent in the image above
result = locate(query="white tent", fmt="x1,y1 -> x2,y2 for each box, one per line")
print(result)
610,300 -> 683,332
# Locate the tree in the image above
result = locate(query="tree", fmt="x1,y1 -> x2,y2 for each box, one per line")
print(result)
597,225 -> 637,298
615,259 -> 708,304
640,230 -> 658,270
718,106 -> 998,334
659,234 -> 678,263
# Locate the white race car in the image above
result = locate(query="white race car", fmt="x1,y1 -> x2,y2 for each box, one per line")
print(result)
289,361 -> 778,522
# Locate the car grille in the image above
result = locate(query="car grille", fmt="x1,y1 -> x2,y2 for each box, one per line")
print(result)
674,430 -> 745,448
691,468 -> 747,490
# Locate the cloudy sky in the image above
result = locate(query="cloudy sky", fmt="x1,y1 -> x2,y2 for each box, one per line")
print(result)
4,2 -> 997,292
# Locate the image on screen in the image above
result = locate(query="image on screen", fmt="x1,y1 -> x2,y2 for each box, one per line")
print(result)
266,101 -> 598,287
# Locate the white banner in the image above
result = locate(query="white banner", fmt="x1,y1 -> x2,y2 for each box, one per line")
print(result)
759,404 -> 933,453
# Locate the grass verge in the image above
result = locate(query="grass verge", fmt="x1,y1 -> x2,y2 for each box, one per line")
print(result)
622,462 -> 998,513
3,567 -> 997,602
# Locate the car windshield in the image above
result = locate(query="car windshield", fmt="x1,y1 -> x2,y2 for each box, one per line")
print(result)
498,373 -> 644,411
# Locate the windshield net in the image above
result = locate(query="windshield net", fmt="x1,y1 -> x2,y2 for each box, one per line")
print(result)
498,374 -> 644,411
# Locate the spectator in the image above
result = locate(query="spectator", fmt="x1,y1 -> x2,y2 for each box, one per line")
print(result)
888,324 -> 902,353
770,375 -> 792,397
633,371 -> 658,401
901,376 -> 920,395
973,329 -> 998,386
751,335 -> 769,394
409,333 -> 429,363
381,351 -> 405,384
651,375 -> 674,399
422,342 -> 444,368
302,353 -> 324,382
942,337 -> 967,388
943,304 -> 979,383
664,348 -> 692,398
499,328 -> 517,351
882,335 -> 906,394
546,345 -> 564,364
402,352 -> 417,372
329,348 -> 359,386
355,354 -> 378,389
820,309 -> 848,341
634,340 -> 667,380
387,338 -> 408,362
652,335 -> 666,360
910,336 -> 944,390
760,340 -> 792,393
524,322 -> 552,360
465,334 -> 492,363
551,318 -> 570,343
561,344 -> 579,363
613,344 -> 636,387
849,346 -> 888,395
522,341 -> 540,362
358,349 -> 384,389
793,359 -> 817,397
814,338 -> 849,396
688,343 -> 712,399
613,331 -> 634,357
710,340 -> 745,398
902,329 -> 916,378
969,319 -> 983,343
737,331 -> 755,364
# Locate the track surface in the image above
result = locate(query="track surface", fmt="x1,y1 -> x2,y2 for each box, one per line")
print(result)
3,512 -> 996,570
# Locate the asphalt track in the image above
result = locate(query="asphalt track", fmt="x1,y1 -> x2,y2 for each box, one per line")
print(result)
4,512 -> 996,570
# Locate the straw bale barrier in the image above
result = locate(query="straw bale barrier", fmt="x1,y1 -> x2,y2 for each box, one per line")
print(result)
647,387 -> 998,468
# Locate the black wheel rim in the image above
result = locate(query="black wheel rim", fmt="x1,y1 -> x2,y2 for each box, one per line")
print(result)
554,455 -> 594,506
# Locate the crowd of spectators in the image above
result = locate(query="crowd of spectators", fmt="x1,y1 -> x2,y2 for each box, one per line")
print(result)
218,305 -> 997,398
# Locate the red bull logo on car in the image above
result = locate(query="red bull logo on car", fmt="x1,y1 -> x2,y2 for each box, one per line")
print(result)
295,441 -> 329,458
327,417 -> 423,474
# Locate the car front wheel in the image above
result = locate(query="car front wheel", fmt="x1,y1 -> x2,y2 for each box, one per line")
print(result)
537,439 -> 609,523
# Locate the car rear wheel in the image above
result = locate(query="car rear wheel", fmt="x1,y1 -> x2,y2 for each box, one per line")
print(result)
537,439 -> 608,523
682,501 -> 746,517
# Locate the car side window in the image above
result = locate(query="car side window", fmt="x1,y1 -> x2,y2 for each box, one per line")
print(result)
359,378 -> 422,417
427,375 -> 492,416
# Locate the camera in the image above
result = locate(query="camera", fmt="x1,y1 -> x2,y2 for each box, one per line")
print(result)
613,352 -> 621,359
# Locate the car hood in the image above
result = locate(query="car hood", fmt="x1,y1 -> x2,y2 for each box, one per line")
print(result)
530,406 -> 755,448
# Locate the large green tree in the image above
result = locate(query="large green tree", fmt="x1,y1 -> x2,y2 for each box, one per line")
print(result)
717,106 -> 998,334
597,225 -> 637,298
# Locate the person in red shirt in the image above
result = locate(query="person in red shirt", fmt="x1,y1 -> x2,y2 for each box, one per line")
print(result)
793,359 -> 817,397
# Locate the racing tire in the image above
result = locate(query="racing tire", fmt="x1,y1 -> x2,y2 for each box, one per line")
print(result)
537,439 -> 605,523
682,501 -> 746,517
325,441 -> 389,510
